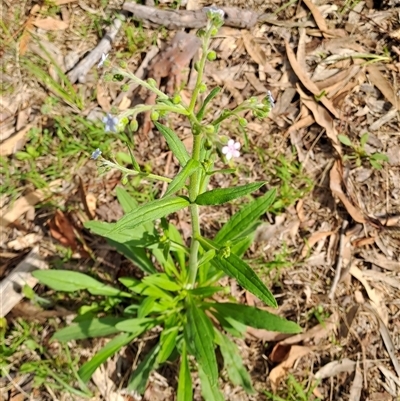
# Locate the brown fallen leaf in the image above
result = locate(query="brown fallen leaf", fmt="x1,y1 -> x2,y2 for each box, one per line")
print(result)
301,230 -> 335,258
329,160 -> 366,224
269,345 -> 312,392
367,65 -> 400,111
96,82 -> 111,112
297,85 -> 342,155
284,39 -> 340,119
242,31 -> 266,67
33,17 -> 69,31
49,210 -> 78,250
0,119 -> 38,157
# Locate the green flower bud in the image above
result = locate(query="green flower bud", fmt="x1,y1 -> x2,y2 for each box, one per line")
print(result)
121,176 -> 128,185
204,124 -> 215,134
130,119 -> 139,132
119,60 -> 128,69
204,138 -> 213,150
147,78 -> 157,87
151,111 -> 159,121
112,73 -> 124,82
197,29 -> 206,38
207,50 -> 217,61
103,73 -> 113,82
194,61 -> 200,72
172,94 -> 181,104
121,84 -> 129,92
199,83 -> 207,93
238,117 -> 248,127
210,27 -> 219,36
219,246 -> 230,259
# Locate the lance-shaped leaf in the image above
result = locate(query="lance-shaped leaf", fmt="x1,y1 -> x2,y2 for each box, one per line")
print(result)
86,196 -> 190,242
208,303 -> 301,333
185,296 -> 219,390
212,254 -> 277,308
155,122 -> 190,166
196,87 -> 221,120
164,159 -> 201,197
52,317 -> 125,342
177,345 -> 193,401
215,188 -> 276,244
32,270 -> 131,297
195,182 -> 265,206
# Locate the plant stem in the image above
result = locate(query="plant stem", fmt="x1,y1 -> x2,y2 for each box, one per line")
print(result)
186,134 -> 203,287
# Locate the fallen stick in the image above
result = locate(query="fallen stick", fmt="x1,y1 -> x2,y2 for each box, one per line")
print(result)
67,15 -> 123,84
122,2 -> 258,30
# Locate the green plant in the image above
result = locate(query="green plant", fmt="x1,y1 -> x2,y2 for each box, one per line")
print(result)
33,8 -> 302,400
338,133 -> 389,170
264,374 -> 322,401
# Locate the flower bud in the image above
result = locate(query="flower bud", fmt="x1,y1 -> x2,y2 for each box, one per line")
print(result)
119,60 -> 128,69
204,139 -> 213,150
121,176 -> 128,185
121,84 -> 129,92
207,50 -> 217,61
113,73 -> 123,82
172,94 -> 181,104
104,73 -> 113,82
130,119 -> 139,132
204,124 -> 215,134
238,117 -> 248,127
199,83 -> 207,93
147,78 -> 157,87
151,111 -> 159,121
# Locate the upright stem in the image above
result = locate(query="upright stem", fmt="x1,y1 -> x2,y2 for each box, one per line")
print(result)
186,134 -> 203,287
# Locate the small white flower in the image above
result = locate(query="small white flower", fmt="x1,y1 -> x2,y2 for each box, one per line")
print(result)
222,139 -> 241,161
203,6 -> 225,19
97,53 -> 109,68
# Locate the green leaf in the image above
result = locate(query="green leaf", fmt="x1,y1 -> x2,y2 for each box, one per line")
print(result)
32,270 -> 131,297
78,332 -> 136,383
370,153 -> 389,161
360,132 -> 369,147
115,317 -> 156,333
142,273 -> 182,292
185,296 -> 218,388
157,327 -> 179,364
370,159 -> 382,170
188,286 -> 224,297
177,344 -> 193,401
215,188 -> 276,244
168,223 -> 186,271
196,87 -> 221,120
198,366 -> 224,401
195,182 -> 265,206
338,134 -> 353,147
86,197 -> 190,242
208,303 -> 301,333
84,220 -> 135,243
127,344 -> 160,394
52,317 -> 124,342
154,122 -> 190,166
112,196 -> 190,236
108,240 -> 157,274
137,297 -> 157,318
116,186 -> 138,213
212,254 -> 277,307
164,159 -> 201,197
214,330 -> 254,394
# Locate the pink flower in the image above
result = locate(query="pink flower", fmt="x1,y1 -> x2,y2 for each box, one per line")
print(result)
222,139 -> 241,160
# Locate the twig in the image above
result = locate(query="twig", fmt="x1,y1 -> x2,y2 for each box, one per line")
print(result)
328,219 -> 349,300
122,2 -> 258,30
67,15 -> 123,84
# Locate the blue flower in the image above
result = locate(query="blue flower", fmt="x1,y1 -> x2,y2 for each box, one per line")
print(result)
203,6 -> 225,19
102,113 -> 119,133
91,148 -> 102,160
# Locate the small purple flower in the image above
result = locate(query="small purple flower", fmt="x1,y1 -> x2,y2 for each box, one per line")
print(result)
222,139 -> 241,161
97,53 -> 109,68
91,148 -> 102,160
203,6 -> 225,19
103,113 -> 119,133
266,90 -> 275,108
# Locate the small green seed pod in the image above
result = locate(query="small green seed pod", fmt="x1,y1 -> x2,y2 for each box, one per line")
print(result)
207,50 -> 217,61
151,111 -> 160,121
130,119 -> 139,132
172,94 -> 181,104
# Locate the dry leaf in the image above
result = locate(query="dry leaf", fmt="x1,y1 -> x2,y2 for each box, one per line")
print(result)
242,31 -> 266,67
33,17 -> 69,30
302,0 -> 328,33
19,16 -> 34,56
97,82 -> 111,112
297,85 -> 342,155
7,233 -> 43,251
284,40 -> 340,118
301,230 -> 335,258
0,120 -> 38,156
85,193 -> 97,219
329,161 -> 366,223
350,264 -> 388,325
269,345 -> 312,392
367,65 -> 400,111
315,359 -> 358,379
49,210 -> 78,250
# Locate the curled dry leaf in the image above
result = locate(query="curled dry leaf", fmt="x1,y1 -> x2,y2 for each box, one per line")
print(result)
0,120 -> 38,157
49,210 -> 78,250
284,39 -> 340,119
315,358 -> 361,380
329,161 -> 366,223
268,345 -> 312,392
